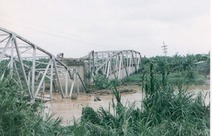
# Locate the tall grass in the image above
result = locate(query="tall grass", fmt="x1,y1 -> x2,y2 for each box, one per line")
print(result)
0,57 -> 210,135
76,62 -> 210,136
0,76 -> 68,136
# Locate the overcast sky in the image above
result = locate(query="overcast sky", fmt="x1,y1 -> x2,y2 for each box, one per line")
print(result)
0,0 -> 210,57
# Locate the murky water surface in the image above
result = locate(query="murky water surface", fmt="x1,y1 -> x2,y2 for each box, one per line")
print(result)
45,85 -> 210,125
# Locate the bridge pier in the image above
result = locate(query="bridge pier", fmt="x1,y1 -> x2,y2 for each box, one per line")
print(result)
0,27 -> 142,101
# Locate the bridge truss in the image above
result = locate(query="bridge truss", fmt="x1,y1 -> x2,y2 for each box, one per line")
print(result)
0,27 -> 86,102
0,27 -> 143,101
88,50 -> 142,80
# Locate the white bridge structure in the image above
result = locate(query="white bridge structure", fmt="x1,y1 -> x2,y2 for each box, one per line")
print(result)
0,27 -> 142,101
88,50 -> 142,80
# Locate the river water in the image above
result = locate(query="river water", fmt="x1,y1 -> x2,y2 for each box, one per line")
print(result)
45,84 -> 210,125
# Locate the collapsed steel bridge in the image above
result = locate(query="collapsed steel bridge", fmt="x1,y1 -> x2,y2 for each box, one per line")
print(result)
0,27 -> 142,101
0,27 -> 86,102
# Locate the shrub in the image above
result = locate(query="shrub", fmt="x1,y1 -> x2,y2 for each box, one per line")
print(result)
0,77 -> 67,136
93,74 -> 121,89
77,62 -> 210,136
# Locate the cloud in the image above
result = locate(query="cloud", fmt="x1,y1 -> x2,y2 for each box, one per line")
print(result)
0,0 -> 210,57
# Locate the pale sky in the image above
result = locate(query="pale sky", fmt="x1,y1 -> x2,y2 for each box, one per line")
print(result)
0,0 -> 210,58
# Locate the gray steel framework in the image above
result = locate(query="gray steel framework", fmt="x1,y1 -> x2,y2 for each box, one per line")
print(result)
88,50 -> 142,80
0,27 -> 142,102
0,27 -> 86,102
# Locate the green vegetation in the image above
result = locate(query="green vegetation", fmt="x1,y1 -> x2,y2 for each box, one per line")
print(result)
63,59 -> 84,66
92,74 -> 121,90
123,73 -> 143,85
72,62 -> 209,136
124,53 -> 210,86
0,53 -> 210,135
0,74 -> 68,135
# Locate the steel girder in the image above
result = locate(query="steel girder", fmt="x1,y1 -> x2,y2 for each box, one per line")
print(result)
0,27 -> 85,102
88,50 -> 142,80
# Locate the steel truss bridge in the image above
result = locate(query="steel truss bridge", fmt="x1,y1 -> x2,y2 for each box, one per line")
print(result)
88,50 -> 142,80
0,27 -> 142,101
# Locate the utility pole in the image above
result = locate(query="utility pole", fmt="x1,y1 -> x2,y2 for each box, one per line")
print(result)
161,41 -> 168,56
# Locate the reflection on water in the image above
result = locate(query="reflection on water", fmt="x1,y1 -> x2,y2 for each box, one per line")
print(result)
45,85 -> 210,125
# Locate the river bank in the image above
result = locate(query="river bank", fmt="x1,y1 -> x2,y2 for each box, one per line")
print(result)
45,84 -> 210,125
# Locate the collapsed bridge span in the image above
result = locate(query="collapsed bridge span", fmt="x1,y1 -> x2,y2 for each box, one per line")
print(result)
0,27 -> 142,101
0,27 -> 87,102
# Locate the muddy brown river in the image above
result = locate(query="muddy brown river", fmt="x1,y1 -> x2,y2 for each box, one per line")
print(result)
45,85 -> 210,125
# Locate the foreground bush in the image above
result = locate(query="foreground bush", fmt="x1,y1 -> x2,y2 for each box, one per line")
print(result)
0,77 -> 66,136
0,60 -> 209,135
76,63 -> 210,136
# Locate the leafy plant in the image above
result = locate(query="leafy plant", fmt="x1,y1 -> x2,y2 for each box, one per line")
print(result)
93,74 -> 121,90
0,53 -> 210,135
0,77 -> 68,136
76,60 -> 210,136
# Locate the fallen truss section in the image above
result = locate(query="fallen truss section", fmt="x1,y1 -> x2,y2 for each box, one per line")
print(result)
88,50 -> 142,80
0,27 -> 86,102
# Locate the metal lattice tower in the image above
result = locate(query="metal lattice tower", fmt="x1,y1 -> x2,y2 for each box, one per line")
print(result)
0,27 -> 86,102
